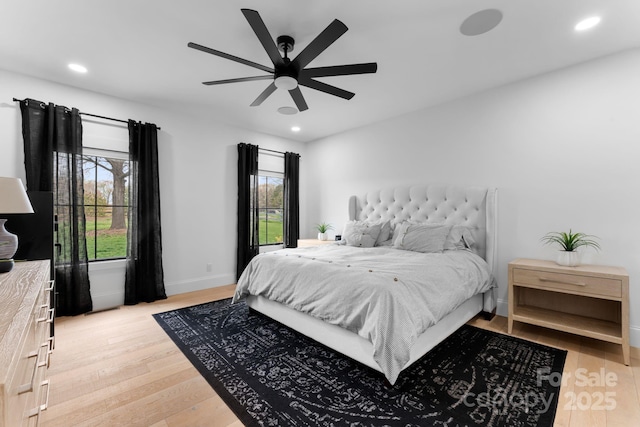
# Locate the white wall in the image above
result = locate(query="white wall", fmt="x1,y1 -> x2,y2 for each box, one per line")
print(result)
306,49 -> 640,348
0,69 -> 307,310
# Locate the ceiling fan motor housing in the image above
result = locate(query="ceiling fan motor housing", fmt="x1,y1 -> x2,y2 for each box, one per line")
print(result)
276,35 -> 295,54
275,35 -> 299,83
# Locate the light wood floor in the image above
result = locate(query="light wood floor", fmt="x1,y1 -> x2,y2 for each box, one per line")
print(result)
40,285 -> 640,427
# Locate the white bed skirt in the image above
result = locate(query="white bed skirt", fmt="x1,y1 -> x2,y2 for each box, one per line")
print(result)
246,292 -> 484,375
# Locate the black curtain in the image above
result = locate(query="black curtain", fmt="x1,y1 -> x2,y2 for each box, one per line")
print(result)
125,121 -> 166,304
20,98 -> 92,315
284,152 -> 300,248
236,143 -> 259,280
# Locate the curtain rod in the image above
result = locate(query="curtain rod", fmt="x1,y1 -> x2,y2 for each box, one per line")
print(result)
12,98 -> 161,130
259,147 -> 301,157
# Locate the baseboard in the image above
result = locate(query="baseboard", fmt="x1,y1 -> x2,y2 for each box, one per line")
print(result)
496,298 -> 508,317
631,344 -> 640,361
165,273 -> 236,296
91,291 -> 125,312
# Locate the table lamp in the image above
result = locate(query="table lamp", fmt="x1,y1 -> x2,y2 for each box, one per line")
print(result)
0,177 -> 34,273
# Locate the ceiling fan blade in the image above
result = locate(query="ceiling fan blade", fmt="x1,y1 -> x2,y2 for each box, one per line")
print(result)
288,87 -> 308,112
292,19 -> 348,70
203,75 -> 273,86
241,9 -> 284,67
298,77 -> 354,100
251,82 -> 277,106
188,42 -> 274,73
300,62 -> 377,78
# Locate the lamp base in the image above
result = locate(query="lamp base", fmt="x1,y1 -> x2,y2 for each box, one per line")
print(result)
0,259 -> 14,273
0,219 -> 18,259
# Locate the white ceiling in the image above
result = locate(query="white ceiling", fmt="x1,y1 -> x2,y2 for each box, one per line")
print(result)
2,1 -> 639,142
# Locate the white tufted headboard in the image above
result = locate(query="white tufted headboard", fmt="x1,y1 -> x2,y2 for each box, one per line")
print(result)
348,185 -> 498,276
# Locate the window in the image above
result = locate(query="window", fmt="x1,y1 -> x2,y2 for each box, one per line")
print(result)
257,174 -> 283,245
82,154 -> 130,260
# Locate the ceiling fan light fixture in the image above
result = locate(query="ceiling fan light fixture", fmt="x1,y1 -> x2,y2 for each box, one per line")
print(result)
274,75 -> 298,90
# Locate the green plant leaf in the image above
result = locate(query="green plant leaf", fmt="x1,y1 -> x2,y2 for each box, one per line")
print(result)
540,229 -> 600,252
315,222 -> 333,233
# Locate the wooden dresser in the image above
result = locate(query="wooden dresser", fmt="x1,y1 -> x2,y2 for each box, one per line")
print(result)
0,261 -> 53,427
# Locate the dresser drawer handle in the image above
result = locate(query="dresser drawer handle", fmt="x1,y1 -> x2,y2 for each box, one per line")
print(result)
37,307 -> 55,323
28,380 -> 51,418
38,342 -> 51,368
45,280 -> 55,292
36,304 -> 48,323
18,347 -> 43,394
40,379 -> 51,412
539,277 -> 586,286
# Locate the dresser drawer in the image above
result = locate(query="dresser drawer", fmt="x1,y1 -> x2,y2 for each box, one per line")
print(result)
1,261 -> 52,427
7,328 -> 45,426
512,268 -> 621,298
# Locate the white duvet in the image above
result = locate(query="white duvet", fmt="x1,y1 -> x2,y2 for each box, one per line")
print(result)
233,244 -> 494,384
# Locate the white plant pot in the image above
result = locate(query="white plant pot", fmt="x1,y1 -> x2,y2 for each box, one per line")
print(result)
556,251 -> 580,267
317,232 -> 327,241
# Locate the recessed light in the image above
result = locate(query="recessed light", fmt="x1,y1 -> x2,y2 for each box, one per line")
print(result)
291,126 -> 301,132
278,106 -> 298,115
575,16 -> 601,32
460,9 -> 503,36
68,63 -> 88,73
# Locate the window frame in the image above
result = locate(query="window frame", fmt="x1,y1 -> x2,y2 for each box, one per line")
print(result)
256,170 -> 284,247
81,148 -> 131,262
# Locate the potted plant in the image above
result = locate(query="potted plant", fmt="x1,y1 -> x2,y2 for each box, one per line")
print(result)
540,229 -> 601,266
316,222 -> 333,241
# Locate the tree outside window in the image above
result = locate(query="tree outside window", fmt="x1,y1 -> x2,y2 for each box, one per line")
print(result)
257,175 -> 283,245
82,155 -> 130,260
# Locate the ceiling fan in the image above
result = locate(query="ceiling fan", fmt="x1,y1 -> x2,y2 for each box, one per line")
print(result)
188,9 -> 377,112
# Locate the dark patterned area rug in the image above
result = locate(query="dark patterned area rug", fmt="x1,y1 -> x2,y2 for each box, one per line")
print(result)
153,298 -> 566,427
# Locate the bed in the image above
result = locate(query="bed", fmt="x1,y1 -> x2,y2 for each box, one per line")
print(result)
233,184 -> 498,385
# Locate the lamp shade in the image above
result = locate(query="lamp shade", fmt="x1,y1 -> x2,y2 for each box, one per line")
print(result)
0,177 -> 34,214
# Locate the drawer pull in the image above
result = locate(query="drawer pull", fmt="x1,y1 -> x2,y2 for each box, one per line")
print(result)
45,280 -> 55,292
18,349 -> 42,394
36,304 -> 48,323
38,342 -> 50,368
28,380 -> 51,418
539,277 -> 586,286
37,307 -> 54,324
40,379 -> 51,412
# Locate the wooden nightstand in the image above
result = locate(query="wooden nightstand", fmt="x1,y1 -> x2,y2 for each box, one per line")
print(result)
508,258 -> 629,365
297,239 -> 337,248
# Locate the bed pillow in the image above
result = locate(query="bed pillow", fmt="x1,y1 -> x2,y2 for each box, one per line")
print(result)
342,220 -> 383,248
393,223 -> 451,253
375,220 -> 392,246
444,225 -> 476,251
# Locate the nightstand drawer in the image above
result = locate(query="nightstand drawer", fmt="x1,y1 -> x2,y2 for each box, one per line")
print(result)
512,268 -> 621,298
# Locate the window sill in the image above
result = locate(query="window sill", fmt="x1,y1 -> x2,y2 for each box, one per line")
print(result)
88,259 -> 127,271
